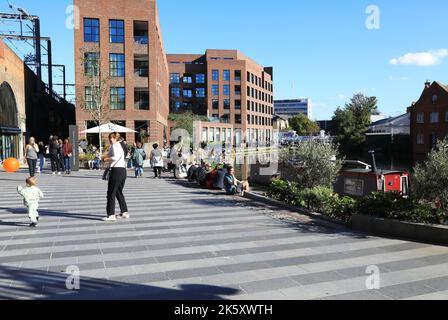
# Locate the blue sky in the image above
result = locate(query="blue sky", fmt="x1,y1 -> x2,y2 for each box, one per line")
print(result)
1,0 -> 447,120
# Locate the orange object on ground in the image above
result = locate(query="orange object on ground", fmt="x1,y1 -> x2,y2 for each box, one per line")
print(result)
3,158 -> 20,173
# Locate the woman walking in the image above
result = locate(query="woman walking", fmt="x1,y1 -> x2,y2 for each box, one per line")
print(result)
132,142 -> 146,178
103,132 -> 129,222
62,139 -> 73,175
150,143 -> 164,179
36,141 -> 45,173
25,137 -> 39,177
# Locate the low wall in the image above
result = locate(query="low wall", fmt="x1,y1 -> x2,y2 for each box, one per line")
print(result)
352,214 -> 448,246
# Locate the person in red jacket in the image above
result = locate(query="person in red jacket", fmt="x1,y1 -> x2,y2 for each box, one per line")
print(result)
62,139 -> 73,175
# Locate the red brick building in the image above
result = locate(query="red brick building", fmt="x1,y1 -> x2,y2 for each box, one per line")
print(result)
408,81 -> 448,163
167,50 -> 274,146
74,0 -> 169,145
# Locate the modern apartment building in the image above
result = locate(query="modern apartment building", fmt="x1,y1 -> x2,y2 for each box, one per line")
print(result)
408,81 -> 448,163
167,50 -> 274,146
274,98 -> 312,119
74,0 -> 169,145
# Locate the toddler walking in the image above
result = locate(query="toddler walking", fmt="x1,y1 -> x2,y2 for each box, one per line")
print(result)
17,177 -> 44,227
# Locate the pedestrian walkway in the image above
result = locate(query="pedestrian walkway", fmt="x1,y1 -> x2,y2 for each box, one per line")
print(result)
0,170 -> 448,300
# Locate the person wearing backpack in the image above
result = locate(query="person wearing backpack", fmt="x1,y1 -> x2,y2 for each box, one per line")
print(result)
102,132 -> 129,222
150,143 -> 164,179
132,141 -> 146,178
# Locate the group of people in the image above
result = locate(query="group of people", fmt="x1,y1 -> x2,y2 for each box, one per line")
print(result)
187,162 -> 250,196
24,136 -> 73,177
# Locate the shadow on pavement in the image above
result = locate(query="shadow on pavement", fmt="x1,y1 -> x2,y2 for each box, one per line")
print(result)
0,207 -> 104,224
0,264 -> 241,300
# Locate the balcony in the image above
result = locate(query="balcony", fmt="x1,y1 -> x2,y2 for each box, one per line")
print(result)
134,21 -> 148,54
134,35 -> 148,45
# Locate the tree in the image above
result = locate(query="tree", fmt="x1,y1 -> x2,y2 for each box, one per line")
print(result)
77,48 -> 112,155
332,93 -> 378,153
168,112 -> 208,138
413,138 -> 448,210
288,113 -> 320,136
279,140 -> 343,189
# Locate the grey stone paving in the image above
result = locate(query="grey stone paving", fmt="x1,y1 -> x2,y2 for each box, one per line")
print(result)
0,169 -> 448,300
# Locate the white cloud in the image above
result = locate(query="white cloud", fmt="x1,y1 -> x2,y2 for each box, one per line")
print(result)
390,49 -> 448,66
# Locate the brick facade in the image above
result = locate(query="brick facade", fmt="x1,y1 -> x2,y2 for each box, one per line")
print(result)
74,0 -> 169,145
408,81 -> 448,163
167,50 -> 274,146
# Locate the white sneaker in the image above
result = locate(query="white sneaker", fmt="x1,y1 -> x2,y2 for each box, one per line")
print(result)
52,172 -> 56,175
117,212 -> 130,219
58,172 -> 62,175
102,216 -> 117,222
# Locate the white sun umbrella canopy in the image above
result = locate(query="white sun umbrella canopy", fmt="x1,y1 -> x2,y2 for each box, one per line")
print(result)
81,123 -> 137,134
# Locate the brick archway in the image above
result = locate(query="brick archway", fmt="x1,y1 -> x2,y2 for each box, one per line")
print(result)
0,81 -> 18,128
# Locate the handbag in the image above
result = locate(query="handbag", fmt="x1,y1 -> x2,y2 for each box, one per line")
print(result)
102,154 -> 123,181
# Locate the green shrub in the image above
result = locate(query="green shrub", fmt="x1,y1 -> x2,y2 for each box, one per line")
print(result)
266,179 -> 301,205
328,195 -> 357,223
356,191 -> 447,225
79,154 -> 95,162
300,186 -> 334,212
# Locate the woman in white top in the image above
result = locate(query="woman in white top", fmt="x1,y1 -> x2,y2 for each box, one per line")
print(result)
102,132 -> 129,222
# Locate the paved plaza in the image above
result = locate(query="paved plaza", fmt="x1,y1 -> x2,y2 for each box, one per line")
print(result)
0,169 -> 448,300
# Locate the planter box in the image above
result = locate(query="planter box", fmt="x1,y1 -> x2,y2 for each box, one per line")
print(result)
352,214 -> 448,246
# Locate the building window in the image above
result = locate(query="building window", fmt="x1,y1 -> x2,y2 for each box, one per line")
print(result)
417,133 -> 424,145
84,18 -> 100,42
235,85 -> 241,96
182,102 -> 193,112
223,70 -> 230,81
235,114 -> 242,124
170,73 -> 180,84
445,112 -> 448,123
235,70 -> 241,81
212,70 -> 219,81
235,100 -> 241,110
416,113 -> 424,124
247,115 -> 251,124
212,99 -> 219,109
221,114 -> 230,124
171,101 -> 181,112
183,74 -> 193,84
430,112 -> 439,123
212,84 -> 219,96
171,87 -> 180,97
196,88 -> 206,98
109,53 -> 125,77
247,100 -> 250,110
223,85 -> 230,96
110,87 -> 125,110
84,87 -> 98,109
134,88 -> 149,110
224,99 -> 230,109
196,73 -> 205,84
109,20 -> 125,43
183,89 -> 193,98
84,52 -> 99,76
